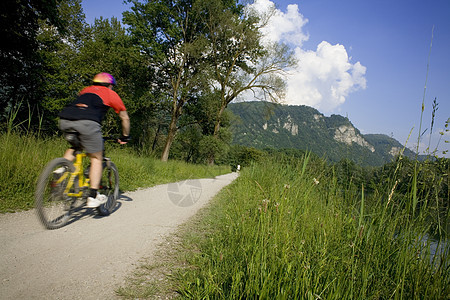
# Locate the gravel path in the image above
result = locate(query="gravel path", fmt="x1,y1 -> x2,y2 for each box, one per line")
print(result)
0,173 -> 238,299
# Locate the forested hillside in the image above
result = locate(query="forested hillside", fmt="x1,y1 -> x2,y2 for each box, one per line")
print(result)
228,101 -> 419,166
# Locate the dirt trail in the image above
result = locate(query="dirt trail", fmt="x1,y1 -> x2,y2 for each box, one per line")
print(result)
0,173 -> 238,299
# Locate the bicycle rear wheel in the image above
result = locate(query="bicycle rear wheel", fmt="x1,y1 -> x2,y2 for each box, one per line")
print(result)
35,158 -> 76,229
96,160 -> 119,216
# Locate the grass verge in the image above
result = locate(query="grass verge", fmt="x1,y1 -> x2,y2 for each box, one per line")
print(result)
0,132 -> 230,213
118,154 -> 449,299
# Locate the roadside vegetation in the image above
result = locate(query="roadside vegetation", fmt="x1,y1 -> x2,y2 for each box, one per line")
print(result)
0,131 -> 230,213
118,153 -> 449,299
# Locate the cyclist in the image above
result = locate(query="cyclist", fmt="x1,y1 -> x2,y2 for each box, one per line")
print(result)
58,72 -> 130,208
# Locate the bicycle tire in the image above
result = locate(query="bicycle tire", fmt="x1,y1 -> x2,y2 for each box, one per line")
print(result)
35,158 -> 76,229
96,160 -> 119,216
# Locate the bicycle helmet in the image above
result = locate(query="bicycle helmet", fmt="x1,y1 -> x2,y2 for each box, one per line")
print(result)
92,72 -> 116,86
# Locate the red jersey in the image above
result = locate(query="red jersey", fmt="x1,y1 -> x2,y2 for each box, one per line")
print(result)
59,86 -> 126,124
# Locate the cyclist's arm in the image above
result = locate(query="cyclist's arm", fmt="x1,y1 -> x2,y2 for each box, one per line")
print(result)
119,110 -> 130,143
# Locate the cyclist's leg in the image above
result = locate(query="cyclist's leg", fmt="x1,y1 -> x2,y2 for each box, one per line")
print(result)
79,122 -> 104,192
86,151 -> 107,207
63,148 -> 75,161
88,151 -> 103,190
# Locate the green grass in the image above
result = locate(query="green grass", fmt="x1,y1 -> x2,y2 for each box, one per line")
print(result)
4,132 -> 447,298
118,154 -> 449,299
0,132 -> 230,213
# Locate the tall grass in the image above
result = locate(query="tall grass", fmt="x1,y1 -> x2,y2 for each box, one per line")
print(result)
155,155 -> 449,299
0,132 -> 230,213
0,132 -> 66,212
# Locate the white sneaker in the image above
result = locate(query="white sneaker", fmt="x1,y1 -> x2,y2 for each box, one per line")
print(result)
53,167 -> 66,179
53,167 -> 66,174
86,193 -> 107,208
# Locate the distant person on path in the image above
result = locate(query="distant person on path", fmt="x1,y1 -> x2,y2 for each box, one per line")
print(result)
58,72 -> 130,208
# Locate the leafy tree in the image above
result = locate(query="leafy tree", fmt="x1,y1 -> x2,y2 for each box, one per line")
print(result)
37,0 -> 88,130
1,0 -> 66,126
124,0 -> 209,161
227,144 -> 265,169
190,0 -> 294,164
170,124 -> 204,162
197,0 -> 294,139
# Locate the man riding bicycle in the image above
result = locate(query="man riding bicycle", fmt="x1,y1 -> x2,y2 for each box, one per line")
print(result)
58,72 -> 130,208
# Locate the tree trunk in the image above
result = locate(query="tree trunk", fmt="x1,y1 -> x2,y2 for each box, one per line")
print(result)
208,102 -> 228,165
207,152 -> 215,166
213,103 -> 227,137
152,124 -> 161,151
160,115 -> 178,162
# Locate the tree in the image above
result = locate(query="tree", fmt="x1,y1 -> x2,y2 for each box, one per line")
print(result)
196,0 -> 294,164
1,0 -> 65,125
37,0 -> 88,130
124,0 -> 209,161
199,0 -> 294,138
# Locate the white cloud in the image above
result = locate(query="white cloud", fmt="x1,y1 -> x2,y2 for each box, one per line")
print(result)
247,0 -> 309,47
248,0 -> 367,112
286,42 -> 367,111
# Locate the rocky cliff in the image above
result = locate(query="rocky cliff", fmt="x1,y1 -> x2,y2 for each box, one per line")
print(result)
227,101 -> 417,166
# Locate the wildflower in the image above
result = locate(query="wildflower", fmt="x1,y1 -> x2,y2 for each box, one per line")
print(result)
261,199 -> 269,212
313,178 -> 319,185
284,184 -> 290,189
274,202 -> 280,213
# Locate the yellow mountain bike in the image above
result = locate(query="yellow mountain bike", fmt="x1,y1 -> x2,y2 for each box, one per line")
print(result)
35,132 -> 120,229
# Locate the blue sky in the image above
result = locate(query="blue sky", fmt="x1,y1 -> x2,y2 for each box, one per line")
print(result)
82,0 -> 450,157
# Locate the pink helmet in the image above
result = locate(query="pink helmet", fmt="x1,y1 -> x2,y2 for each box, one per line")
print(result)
92,72 -> 116,85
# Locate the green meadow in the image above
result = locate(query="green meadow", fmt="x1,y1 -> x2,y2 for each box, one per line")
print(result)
119,154 -> 449,299
1,132 -> 447,299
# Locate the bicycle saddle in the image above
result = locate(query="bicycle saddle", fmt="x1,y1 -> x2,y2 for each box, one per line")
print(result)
63,131 -> 82,149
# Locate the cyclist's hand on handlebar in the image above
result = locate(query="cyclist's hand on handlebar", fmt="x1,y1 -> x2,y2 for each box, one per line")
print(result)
118,135 -> 130,144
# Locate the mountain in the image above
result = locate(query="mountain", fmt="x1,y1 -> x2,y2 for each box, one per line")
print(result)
227,101 -> 417,166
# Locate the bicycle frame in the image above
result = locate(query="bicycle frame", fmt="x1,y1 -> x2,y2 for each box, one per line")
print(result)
55,152 -> 90,198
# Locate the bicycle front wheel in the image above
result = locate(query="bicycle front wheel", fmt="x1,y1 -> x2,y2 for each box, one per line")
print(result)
35,158 -> 76,229
96,160 -> 119,216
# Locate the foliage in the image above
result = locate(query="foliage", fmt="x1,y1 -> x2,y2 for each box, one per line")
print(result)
0,131 -> 230,213
0,0 -> 294,165
372,156 -> 449,237
36,0 -> 88,130
227,145 -> 266,170
124,0 -> 212,161
1,0 -> 67,125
